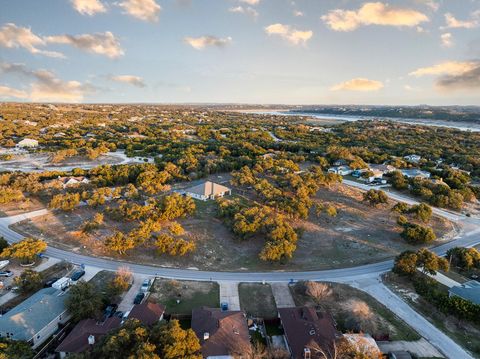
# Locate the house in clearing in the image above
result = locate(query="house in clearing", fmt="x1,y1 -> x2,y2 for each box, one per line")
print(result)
184,181 -> 231,201
400,169 -> 431,179
16,138 -> 39,148
0,288 -> 70,349
58,176 -> 90,188
449,280 -> 480,305
278,306 -> 340,359
328,165 -> 352,176
191,307 -> 251,358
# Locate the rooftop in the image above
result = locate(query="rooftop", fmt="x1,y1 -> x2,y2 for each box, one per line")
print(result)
127,302 -> 165,326
185,181 -> 231,197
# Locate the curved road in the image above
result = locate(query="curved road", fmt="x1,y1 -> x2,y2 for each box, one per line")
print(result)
0,183 -> 479,358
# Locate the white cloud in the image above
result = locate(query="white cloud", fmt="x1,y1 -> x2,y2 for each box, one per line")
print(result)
321,2 -> 429,31
71,0 -> 106,16
0,85 -> 29,99
293,10 -> 304,17
443,12 -> 480,29
229,6 -> 258,18
264,23 -> 312,45
45,31 -> 124,59
184,36 -> 232,50
110,75 -> 145,87
0,23 -> 64,58
330,78 -> 384,91
119,0 -> 161,22
0,62 -> 93,102
440,33 -> 453,48
239,0 -> 260,5
409,61 -> 478,77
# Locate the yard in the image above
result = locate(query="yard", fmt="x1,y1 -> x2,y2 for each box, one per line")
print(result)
289,281 -> 420,342
148,279 -> 219,316
10,183 -> 455,271
384,272 -> 480,357
238,282 -> 277,320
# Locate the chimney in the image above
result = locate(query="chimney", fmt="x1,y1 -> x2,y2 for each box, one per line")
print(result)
88,335 -> 95,346
203,332 -> 209,341
304,348 -> 311,359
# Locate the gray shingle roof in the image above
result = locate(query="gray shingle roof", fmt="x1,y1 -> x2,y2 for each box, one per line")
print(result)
185,181 -> 230,197
0,288 -> 68,341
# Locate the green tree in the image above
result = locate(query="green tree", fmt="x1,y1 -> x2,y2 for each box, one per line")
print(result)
157,320 -> 202,359
49,192 -> 81,211
416,248 -> 449,275
447,247 -> 480,270
13,269 -> 43,294
65,281 -> 103,322
0,238 -> 47,264
363,189 -> 388,206
104,231 -> 136,255
0,237 -> 8,252
401,223 -> 436,244
0,338 -> 34,359
390,170 -> 408,190
409,203 -> 432,222
393,251 -> 418,276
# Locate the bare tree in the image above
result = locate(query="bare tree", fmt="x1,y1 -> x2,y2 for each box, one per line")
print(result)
305,281 -> 333,305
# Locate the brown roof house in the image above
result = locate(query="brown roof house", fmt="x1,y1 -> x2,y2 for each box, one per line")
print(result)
278,307 -> 340,359
191,307 -> 251,358
56,317 -> 121,358
184,181 -> 231,201
127,302 -> 165,326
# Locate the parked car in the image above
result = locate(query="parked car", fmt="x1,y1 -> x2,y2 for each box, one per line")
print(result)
70,270 -> 86,281
52,277 -> 72,290
134,292 -> 145,304
44,277 -> 59,287
104,304 -> 118,318
114,311 -> 124,319
0,271 -> 13,277
140,279 -> 152,293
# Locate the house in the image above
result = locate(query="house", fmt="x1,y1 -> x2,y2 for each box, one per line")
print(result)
328,166 -> 352,176
449,280 -> 480,305
0,288 -> 70,349
404,155 -> 421,163
127,302 -> 165,326
363,169 -> 384,183
184,181 -> 231,201
400,169 -> 431,179
56,317 -> 121,358
278,307 -> 340,359
16,138 -> 39,148
57,176 -> 90,188
368,164 -> 397,174
191,307 -> 251,358
333,159 -> 348,166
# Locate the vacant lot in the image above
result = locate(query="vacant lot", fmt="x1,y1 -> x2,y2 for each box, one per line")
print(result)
0,197 -> 45,217
238,283 -> 277,320
11,183 -> 454,271
149,279 -> 219,316
384,272 -> 480,357
290,281 -> 420,341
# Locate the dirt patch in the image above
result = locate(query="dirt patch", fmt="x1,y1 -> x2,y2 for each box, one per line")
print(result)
0,197 -> 46,217
290,281 -> 420,341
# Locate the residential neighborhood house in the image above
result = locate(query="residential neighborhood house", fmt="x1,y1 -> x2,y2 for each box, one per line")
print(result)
183,181 -> 231,201
191,307 -> 251,358
126,302 -> 165,326
328,165 -> 353,176
278,306 -> 340,359
403,155 -> 421,163
16,138 -> 39,148
400,169 -> 431,179
0,288 -> 70,349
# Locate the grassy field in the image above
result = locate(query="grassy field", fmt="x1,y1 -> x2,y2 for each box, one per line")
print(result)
149,278 -> 219,316
290,281 -> 420,341
384,272 -> 480,358
238,282 -> 278,320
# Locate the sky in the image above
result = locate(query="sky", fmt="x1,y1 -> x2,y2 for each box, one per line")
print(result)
0,0 -> 479,105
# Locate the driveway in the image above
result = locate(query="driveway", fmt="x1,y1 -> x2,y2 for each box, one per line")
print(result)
271,282 -> 295,308
117,273 -> 149,312
218,281 -> 240,310
377,338 -> 444,358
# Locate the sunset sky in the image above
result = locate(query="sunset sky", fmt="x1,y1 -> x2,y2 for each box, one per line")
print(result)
0,0 -> 479,105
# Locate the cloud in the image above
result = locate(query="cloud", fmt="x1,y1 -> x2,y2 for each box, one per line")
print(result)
184,36 -> 232,50
240,0 -> 260,4
443,12 -> 480,29
440,33 -> 453,48
229,6 -> 258,18
110,75 -> 145,87
293,10 -> 304,17
0,85 -> 29,99
0,23 -> 64,58
417,0 -> 439,12
409,61 -> 478,77
321,2 -> 429,31
119,0 -> 161,22
71,0 -> 106,16
0,62 -> 93,102
330,78 -> 384,91
264,23 -> 313,45
45,31 -> 124,59
436,64 -> 480,90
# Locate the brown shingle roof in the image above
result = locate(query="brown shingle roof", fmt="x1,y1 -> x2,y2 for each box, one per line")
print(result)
56,317 -> 121,354
127,302 -> 165,326
186,181 -> 231,197
278,307 -> 339,359
191,307 -> 251,357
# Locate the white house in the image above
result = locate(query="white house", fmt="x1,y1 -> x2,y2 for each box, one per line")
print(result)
16,138 -> 39,148
184,181 -> 231,201
404,154 -> 421,163
58,176 -> 90,188
401,169 -> 431,179
368,164 -> 397,174
0,288 -> 70,349
328,165 -> 353,176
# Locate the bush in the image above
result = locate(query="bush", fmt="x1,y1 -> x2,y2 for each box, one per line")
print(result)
401,223 -> 436,244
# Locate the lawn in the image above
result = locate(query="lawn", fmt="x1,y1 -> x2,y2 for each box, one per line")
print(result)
149,278 -> 219,316
384,272 -> 480,358
290,281 -> 420,341
238,282 -> 278,320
